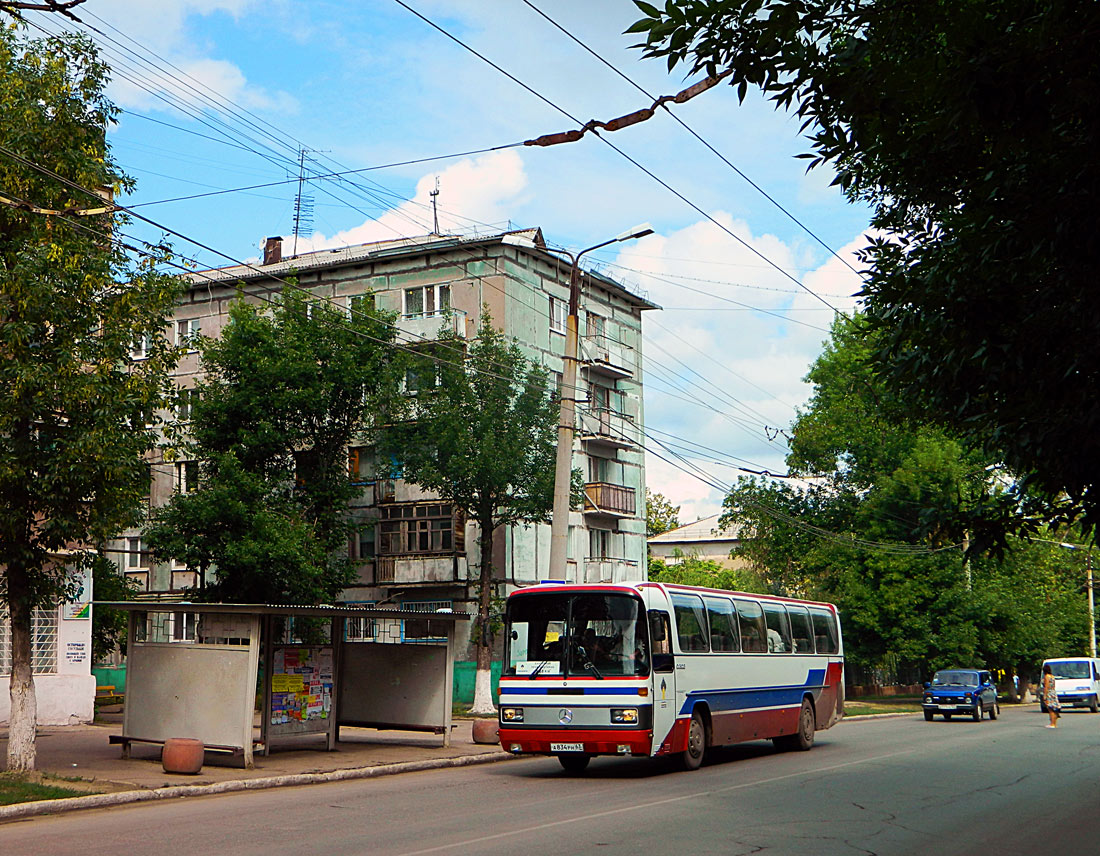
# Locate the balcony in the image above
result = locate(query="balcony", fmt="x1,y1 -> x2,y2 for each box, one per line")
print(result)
578,407 -> 639,450
583,557 -> 642,584
374,555 -> 463,586
396,309 -> 467,345
583,482 -> 636,518
581,333 -> 634,379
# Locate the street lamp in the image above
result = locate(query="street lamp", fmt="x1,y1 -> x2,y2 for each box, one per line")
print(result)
1060,542 -> 1097,658
503,224 -> 654,580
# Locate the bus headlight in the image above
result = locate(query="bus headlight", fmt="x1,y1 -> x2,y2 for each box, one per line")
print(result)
500,707 -> 524,723
611,708 -> 639,724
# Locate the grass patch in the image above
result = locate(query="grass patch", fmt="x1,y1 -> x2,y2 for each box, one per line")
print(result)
0,773 -> 93,806
845,699 -> 922,716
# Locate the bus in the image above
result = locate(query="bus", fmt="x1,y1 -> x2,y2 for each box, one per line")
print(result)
497,581 -> 844,772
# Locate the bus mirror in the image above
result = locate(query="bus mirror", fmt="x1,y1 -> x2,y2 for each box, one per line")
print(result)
648,611 -> 666,643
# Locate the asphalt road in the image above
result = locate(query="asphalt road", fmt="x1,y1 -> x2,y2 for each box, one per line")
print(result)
4,704 -> 1099,855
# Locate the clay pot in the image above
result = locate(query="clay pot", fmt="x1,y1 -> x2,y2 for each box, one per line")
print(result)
162,737 -> 205,774
471,718 -> 499,745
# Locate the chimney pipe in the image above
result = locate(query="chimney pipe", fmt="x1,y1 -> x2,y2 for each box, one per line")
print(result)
263,236 -> 283,266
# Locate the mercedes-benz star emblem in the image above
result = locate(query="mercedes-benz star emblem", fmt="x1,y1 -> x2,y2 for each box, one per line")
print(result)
558,708 -> 573,724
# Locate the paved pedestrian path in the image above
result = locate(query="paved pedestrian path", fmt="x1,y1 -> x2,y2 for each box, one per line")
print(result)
0,711 -> 510,820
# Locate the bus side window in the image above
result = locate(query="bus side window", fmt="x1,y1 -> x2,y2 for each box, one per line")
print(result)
705,597 -> 740,653
649,610 -> 674,673
761,602 -> 793,653
671,594 -> 710,653
733,599 -> 768,653
786,605 -> 814,653
808,607 -> 839,654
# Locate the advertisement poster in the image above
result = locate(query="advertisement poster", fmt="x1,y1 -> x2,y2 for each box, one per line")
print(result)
269,645 -> 334,727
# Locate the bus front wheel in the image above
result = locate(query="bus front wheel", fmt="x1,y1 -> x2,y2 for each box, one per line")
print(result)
681,711 -> 706,771
557,754 -> 590,774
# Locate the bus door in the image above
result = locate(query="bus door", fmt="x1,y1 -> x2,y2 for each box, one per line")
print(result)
648,609 -> 677,754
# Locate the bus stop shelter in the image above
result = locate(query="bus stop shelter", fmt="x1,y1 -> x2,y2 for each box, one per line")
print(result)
94,602 -> 469,768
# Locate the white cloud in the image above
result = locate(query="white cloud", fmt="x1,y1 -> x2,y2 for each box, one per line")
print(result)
296,149 -> 529,250
93,0 -> 296,115
615,220 -> 869,517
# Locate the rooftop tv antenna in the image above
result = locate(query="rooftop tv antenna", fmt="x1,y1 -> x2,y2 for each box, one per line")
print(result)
430,177 -> 440,235
292,147 -> 316,256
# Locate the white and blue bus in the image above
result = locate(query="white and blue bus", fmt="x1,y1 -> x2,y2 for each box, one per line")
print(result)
497,581 -> 844,772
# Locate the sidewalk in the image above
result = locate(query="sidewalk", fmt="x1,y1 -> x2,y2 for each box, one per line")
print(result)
0,709 -> 511,820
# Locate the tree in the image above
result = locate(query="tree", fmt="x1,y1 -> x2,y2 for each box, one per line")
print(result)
90,554 -> 139,665
721,313 -> 1091,682
629,0 -> 1100,541
648,551 -> 764,594
144,288 -> 402,604
645,488 -> 680,538
386,313 -> 562,715
0,25 -> 182,770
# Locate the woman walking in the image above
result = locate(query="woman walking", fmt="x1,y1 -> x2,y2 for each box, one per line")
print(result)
1042,663 -> 1061,728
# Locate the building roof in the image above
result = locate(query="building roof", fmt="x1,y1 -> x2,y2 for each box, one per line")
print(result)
647,513 -> 743,545
186,227 -> 659,311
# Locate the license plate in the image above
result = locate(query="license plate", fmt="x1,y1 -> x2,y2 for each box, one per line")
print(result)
551,742 -> 585,752
938,704 -> 956,709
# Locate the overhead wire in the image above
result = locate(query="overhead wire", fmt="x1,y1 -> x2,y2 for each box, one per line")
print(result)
517,0 -> 862,278
389,0 -> 843,315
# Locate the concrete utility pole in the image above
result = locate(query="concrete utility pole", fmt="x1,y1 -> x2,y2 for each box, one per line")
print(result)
503,225 -> 653,581
1060,542 -> 1097,658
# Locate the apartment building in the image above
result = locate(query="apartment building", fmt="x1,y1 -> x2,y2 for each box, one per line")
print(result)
113,228 -> 656,654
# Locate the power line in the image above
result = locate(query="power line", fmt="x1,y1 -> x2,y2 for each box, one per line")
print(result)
389,0 -> 843,315
517,0 -> 862,279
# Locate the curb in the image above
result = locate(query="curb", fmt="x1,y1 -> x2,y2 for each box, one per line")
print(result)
0,750 -> 515,822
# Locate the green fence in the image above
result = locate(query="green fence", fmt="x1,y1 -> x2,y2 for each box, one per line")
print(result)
452,661 -> 500,705
97,661 -> 494,706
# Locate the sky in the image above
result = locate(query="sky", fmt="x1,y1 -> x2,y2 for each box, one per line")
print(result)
27,0 -> 869,525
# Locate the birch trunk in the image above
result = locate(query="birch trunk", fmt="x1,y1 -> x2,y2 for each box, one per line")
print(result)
469,514 -> 497,716
6,594 -> 38,772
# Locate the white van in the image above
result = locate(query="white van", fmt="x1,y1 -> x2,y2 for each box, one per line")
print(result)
1042,657 -> 1100,712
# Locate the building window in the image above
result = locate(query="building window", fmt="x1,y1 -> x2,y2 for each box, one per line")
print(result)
348,446 -> 373,484
130,333 -> 153,360
176,387 -> 196,422
127,537 -> 149,569
549,296 -> 566,334
404,284 -> 450,318
350,524 -> 376,560
586,311 -> 606,340
175,461 -> 198,494
176,318 -> 200,350
404,364 -> 439,394
347,293 -> 376,319
0,606 -> 58,675
401,600 -> 452,642
345,602 -> 378,641
379,503 -> 457,555
170,612 -> 197,642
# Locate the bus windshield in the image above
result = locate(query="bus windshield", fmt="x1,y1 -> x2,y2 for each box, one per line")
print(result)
1049,660 -> 1092,679
504,592 -> 649,678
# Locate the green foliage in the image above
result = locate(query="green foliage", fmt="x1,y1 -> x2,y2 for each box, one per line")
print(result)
630,0 -> 1100,540
645,488 -> 680,538
90,554 -> 138,663
384,311 -> 559,652
0,24 -> 182,610
648,551 -> 766,594
721,313 -> 1091,677
388,312 -> 558,531
144,287 -> 402,604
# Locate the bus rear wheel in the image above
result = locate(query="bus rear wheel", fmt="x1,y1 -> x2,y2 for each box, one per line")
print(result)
680,711 -> 706,771
775,698 -> 816,751
557,754 -> 590,774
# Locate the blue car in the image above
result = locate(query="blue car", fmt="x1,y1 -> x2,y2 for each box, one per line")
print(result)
922,668 -> 999,722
